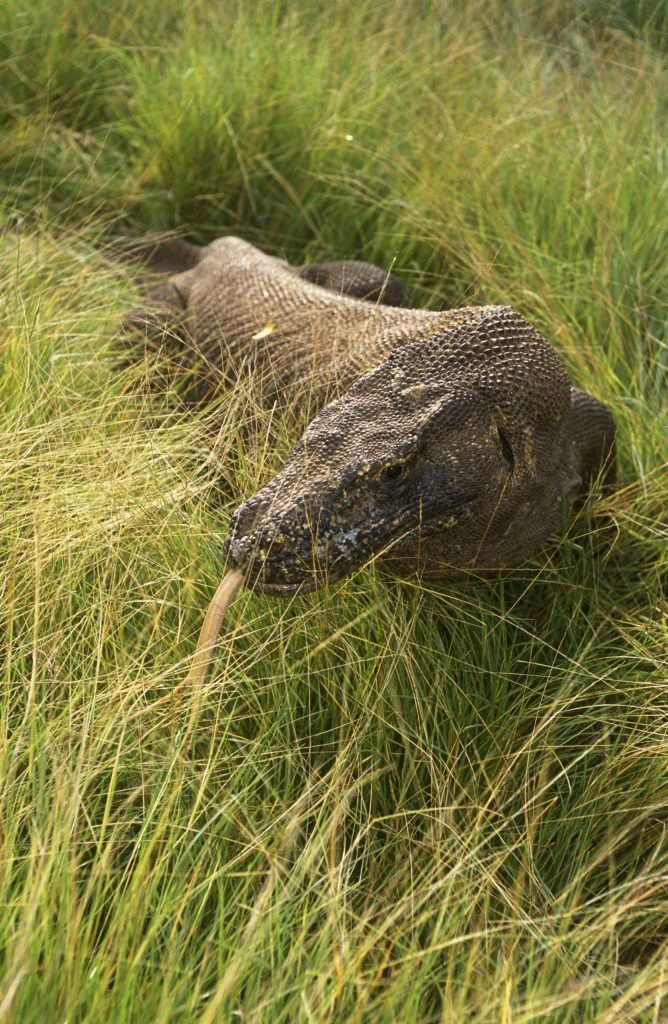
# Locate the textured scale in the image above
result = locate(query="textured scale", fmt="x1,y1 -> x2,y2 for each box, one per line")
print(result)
121,236 -> 616,594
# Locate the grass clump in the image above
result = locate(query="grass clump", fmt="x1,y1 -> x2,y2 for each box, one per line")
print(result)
0,1 -> 666,1021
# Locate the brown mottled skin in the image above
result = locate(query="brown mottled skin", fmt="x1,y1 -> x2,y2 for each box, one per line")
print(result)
121,236 -> 616,595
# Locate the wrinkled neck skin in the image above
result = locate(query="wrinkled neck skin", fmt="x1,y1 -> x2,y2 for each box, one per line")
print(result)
223,309 -> 585,596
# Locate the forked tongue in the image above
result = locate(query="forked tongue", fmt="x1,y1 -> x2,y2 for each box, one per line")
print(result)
183,570 -> 245,688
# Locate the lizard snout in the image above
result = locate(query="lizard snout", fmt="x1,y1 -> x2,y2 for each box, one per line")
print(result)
223,491 -> 331,594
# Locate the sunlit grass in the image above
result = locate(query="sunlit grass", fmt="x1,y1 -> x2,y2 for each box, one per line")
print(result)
0,1 -> 666,1021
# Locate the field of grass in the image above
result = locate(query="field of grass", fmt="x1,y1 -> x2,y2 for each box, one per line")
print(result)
1,1 -> 666,1020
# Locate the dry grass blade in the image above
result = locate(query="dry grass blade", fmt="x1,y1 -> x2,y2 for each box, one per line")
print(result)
0,1 -> 666,1021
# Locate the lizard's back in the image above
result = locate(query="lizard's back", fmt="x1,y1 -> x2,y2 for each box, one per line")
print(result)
125,236 -> 531,406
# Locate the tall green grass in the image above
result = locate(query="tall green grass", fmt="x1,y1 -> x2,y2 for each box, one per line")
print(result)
1,1 -> 666,1021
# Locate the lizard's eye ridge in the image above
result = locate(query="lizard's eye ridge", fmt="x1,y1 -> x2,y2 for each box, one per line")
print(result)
383,463 -> 405,482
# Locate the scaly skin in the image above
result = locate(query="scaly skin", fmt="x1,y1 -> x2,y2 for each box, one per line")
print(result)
122,237 -> 616,594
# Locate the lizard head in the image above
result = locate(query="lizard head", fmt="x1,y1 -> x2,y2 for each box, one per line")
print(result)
223,309 -> 581,594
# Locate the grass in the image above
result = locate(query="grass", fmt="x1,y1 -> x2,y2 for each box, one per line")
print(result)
0,0 -> 667,1020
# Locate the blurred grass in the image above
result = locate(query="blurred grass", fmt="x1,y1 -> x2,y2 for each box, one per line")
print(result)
0,1 -> 666,1021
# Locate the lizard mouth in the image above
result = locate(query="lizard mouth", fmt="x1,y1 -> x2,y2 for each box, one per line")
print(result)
225,544 -> 342,595
224,500 -> 471,595
246,577 -> 313,596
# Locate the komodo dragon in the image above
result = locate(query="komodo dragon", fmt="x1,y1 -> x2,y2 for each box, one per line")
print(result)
121,236 -> 616,597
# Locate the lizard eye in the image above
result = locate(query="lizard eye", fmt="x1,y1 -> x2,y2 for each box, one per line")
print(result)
382,463 -> 405,482
497,427 -> 514,469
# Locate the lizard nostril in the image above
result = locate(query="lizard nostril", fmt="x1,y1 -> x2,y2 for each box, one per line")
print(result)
265,535 -> 285,554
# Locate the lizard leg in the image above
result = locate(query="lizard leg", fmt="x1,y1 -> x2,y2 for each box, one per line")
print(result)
570,387 -> 616,489
297,260 -> 405,306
